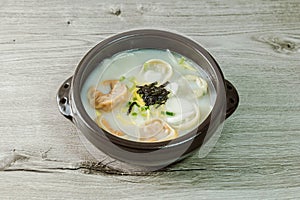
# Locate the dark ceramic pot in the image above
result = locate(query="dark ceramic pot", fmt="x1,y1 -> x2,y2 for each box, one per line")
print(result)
57,29 -> 239,170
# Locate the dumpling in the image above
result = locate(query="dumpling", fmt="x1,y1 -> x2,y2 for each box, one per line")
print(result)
139,59 -> 173,84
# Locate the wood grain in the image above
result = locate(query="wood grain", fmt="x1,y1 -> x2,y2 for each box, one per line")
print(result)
0,0 -> 300,199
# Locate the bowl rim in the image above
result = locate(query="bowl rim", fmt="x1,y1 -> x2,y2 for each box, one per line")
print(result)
71,29 -> 226,150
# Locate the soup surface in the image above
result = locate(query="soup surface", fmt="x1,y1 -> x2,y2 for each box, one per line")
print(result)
81,49 -> 216,142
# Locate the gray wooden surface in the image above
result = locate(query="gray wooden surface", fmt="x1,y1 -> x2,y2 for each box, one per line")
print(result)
1,0 -> 300,199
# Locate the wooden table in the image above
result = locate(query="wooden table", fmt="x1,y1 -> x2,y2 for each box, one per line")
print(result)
1,0 -> 299,199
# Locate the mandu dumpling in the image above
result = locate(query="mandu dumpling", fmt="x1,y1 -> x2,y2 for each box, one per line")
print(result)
139,59 -> 173,84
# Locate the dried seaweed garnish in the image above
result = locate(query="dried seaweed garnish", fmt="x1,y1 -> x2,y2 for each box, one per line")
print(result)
127,102 -> 138,115
127,82 -> 170,115
136,81 -> 170,106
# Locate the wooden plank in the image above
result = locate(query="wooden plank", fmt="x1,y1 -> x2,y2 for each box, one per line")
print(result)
0,0 -> 300,199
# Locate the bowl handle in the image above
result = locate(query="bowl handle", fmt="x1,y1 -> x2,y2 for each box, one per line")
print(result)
225,80 -> 239,119
57,76 -> 74,122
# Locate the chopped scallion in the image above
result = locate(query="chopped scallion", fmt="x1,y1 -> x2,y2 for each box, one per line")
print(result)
166,111 -> 175,116
161,111 -> 175,116
179,57 -> 185,64
119,76 -> 126,81
131,112 -> 138,116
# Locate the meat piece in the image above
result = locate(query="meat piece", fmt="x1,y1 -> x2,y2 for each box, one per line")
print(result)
88,80 -> 128,112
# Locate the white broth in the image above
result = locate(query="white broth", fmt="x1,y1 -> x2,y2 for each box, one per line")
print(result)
81,49 -> 216,142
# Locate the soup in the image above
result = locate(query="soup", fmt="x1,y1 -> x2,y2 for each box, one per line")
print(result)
81,49 -> 216,142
